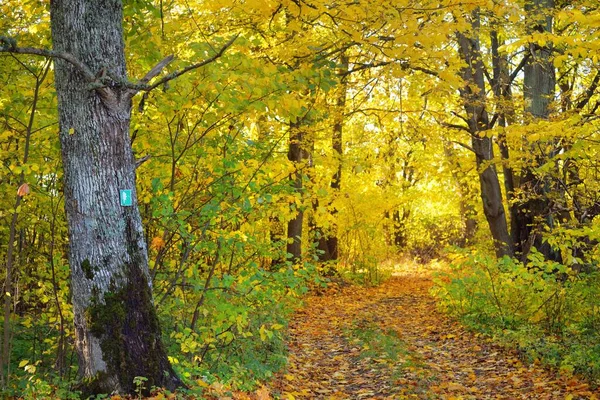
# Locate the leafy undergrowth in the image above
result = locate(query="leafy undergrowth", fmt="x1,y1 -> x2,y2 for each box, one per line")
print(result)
37,265 -> 600,399
434,251 -> 600,388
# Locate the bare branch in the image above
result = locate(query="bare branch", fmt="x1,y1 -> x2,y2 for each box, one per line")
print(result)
140,34 -> 238,93
135,154 -> 151,169
508,53 -> 531,84
0,36 -> 96,82
450,140 -> 479,155
140,54 -> 175,84
576,70 -> 600,110
451,111 -> 470,125
442,121 -> 471,133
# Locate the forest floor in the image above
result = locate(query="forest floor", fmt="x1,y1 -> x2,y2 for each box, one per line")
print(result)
260,265 -> 600,400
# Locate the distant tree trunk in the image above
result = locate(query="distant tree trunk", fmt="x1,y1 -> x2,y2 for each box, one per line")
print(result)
324,54 -> 348,261
306,139 -> 334,263
311,53 -> 348,262
392,209 -> 410,248
287,121 -> 305,262
457,12 -> 513,258
50,0 -> 181,394
519,0 -> 561,261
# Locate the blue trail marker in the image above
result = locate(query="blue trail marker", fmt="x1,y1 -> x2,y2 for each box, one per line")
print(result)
120,189 -> 133,206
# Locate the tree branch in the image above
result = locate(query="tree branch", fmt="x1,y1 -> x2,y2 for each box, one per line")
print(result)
442,121 -> 471,133
576,70 -> 600,110
0,36 -> 95,81
138,34 -> 238,93
1,34 -> 237,101
400,60 -> 439,77
343,61 -> 391,76
508,53 -> 531,84
140,54 -> 175,84
450,140 -> 480,155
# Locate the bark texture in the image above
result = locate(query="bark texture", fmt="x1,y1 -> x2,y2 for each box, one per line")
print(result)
50,0 -> 181,394
518,0 -> 560,260
457,13 -> 513,258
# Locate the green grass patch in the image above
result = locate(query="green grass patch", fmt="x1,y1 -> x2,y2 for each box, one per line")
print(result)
344,319 -> 414,381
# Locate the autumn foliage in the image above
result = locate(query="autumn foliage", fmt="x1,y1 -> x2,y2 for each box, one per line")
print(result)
1,0 -> 600,398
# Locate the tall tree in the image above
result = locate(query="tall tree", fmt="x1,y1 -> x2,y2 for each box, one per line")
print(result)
287,120 -> 306,262
314,53 -> 348,262
517,0 -> 560,260
50,1 -> 181,394
0,0 -> 233,394
456,10 -> 513,257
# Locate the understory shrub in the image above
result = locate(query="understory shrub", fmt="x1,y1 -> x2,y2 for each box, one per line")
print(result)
433,250 -> 600,385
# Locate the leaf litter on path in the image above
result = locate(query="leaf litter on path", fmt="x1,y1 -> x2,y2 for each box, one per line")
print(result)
265,273 -> 600,399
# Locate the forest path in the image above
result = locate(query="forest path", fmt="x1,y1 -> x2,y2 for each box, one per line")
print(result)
267,269 -> 598,399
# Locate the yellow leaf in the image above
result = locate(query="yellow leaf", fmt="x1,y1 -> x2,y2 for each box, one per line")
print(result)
196,379 -> 210,388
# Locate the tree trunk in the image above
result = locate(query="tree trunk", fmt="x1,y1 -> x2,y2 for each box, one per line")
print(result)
50,0 -> 181,394
519,0 -> 561,261
324,53 -> 348,261
490,29 -> 521,250
457,13 -> 513,258
287,121 -> 305,262
392,209 -> 410,248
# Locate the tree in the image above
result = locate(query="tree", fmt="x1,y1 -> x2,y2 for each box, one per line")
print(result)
515,0 -> 560,260
456,10 -> 513,258
0,0 -> 233,394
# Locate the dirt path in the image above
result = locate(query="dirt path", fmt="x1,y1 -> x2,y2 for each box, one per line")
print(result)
267,273 -> 599,399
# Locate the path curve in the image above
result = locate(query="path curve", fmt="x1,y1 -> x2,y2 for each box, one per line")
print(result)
268,273 -> 599,399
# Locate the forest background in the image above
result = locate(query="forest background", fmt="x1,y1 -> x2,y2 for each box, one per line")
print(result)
1,0 -> 600,398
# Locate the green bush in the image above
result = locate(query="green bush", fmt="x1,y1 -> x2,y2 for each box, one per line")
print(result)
433,250 -> 600,384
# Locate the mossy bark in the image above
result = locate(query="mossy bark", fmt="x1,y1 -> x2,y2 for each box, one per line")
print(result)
50,0 -> 181,394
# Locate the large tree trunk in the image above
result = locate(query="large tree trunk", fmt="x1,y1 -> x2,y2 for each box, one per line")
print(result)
519,0 -> 561,261
50,0 -> 181,394
457,12 -> 513,258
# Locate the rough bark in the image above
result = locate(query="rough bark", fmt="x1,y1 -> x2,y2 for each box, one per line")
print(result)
50,0 -> 181,394
457,13 -> 513,258
519,0 -> 561,261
